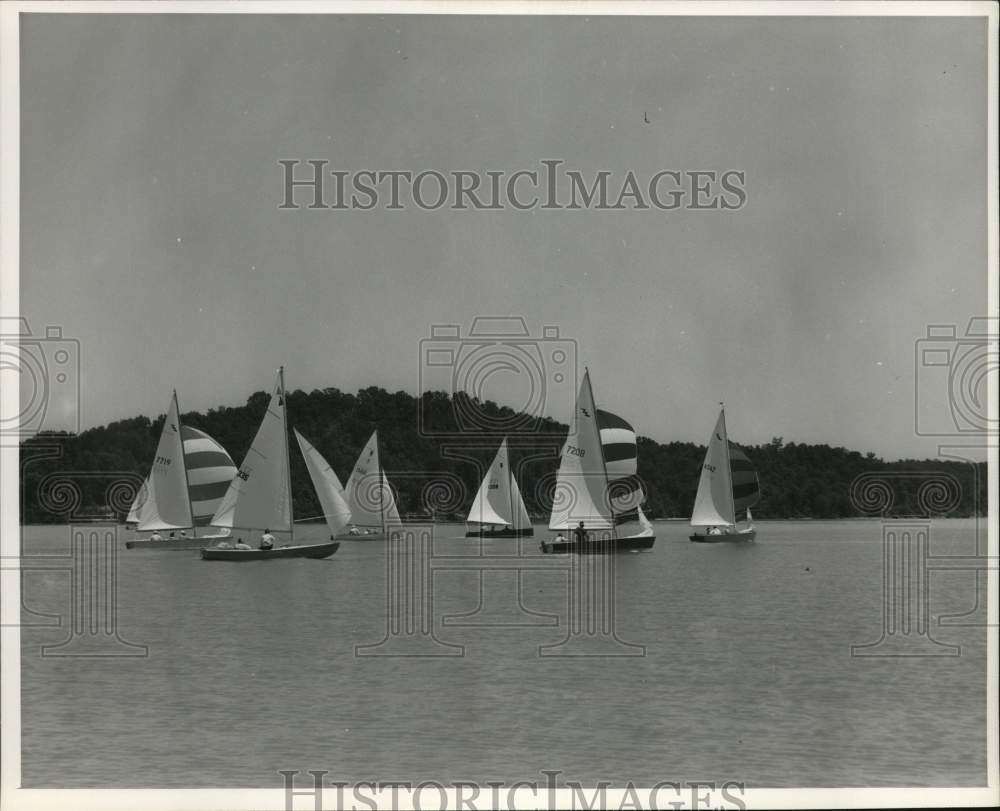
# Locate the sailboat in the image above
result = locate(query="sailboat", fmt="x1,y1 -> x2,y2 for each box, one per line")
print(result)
540,369 -> 656,554
337,429 -> 401,540
200,368 -> 339,561
294,429 -> 353,538
464,438 -> 533,537
689,405 -> 760,543
125,391 -> 237,550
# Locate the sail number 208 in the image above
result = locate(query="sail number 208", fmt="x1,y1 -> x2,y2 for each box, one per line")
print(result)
567,445 -> 586,457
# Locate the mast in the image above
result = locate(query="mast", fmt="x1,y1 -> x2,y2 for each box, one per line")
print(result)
505,438 -> 514,529
280,366 -> 294,543
719,402 -> 737,526
174,389 -> 197,538
377,428 -> 385,535
586,368 -> 617,542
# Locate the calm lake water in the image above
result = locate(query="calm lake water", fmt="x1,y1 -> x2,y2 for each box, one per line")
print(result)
18,519 -> 987,788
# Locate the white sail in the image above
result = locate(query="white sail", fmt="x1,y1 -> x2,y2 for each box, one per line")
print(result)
466,439 -> 515,527
136,392 -> 193,531
294,429 -> 352,538
690,408 -> 736,527
380,470 -> 402,527
125,490 -> 142,524
210,371 -> 292,533
344,431 -> 385,528
509,473 -> 532,531
548,370 -> 613,531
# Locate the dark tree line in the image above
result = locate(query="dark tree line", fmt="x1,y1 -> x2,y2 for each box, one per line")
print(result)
20,387 -> 987,523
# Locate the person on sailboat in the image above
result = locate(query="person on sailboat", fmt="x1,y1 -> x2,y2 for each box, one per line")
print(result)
150,531 -> 163,542
708,526 -> 722,535
260,529 -> 275,550
234,537 -> 251,550
554,531 -> 566,543
348,523 -> 361,536
574,521 -> 587,546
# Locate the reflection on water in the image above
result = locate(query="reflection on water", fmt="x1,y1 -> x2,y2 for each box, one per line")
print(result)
18,519 -> 986,787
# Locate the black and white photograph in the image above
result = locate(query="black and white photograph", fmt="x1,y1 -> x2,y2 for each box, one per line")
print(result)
1,2 -> 997,809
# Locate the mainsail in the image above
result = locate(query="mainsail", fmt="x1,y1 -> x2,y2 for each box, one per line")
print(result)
344,431 -> 383,528
210,370 -> 293,533
294,429 -> 353,538
466,438 -> 532,530
134,392 -> 193,531
548,371 -> 614,531
344,430 -> 400,530
690,408 -> 759,527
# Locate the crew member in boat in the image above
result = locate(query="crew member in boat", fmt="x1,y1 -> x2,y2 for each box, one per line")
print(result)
554,531 -> 566,544
150,531 -> 163,542
708,526 -> 722,535
574,521 -> 587,546
260,529 -> 275,550
234,537 -> 251,550
179,530 -> 187,538
348,524 -> 361,536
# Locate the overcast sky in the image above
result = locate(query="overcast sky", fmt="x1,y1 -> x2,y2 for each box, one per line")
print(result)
19,12 -> 989,459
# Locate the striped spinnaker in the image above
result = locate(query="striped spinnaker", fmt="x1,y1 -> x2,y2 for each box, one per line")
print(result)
729,442 -> 760,513
597,409 -> 644,519
182,426 -> 238,525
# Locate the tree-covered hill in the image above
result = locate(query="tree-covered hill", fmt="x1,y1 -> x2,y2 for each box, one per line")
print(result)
19,386 -> 986,523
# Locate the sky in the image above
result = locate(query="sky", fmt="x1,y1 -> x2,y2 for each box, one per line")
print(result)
17,12 -> 991,460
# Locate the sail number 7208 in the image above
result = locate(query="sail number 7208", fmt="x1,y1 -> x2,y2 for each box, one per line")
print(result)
567,445 -> 586,457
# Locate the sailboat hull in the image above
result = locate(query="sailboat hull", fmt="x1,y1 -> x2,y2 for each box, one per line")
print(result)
540,535 -> 655,554
336,529 -> 406,541
689,529 -> 756,543
465,527 -> 534,538
200,541 -> 340,561
126,533 -> 230,550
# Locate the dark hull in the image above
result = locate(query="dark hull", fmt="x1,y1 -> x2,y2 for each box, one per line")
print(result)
465,527 -> 535,538
200,541 -> 340,561
126,535 -> 228,551
540,535 -> 655,554
690,529 -> 757,543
